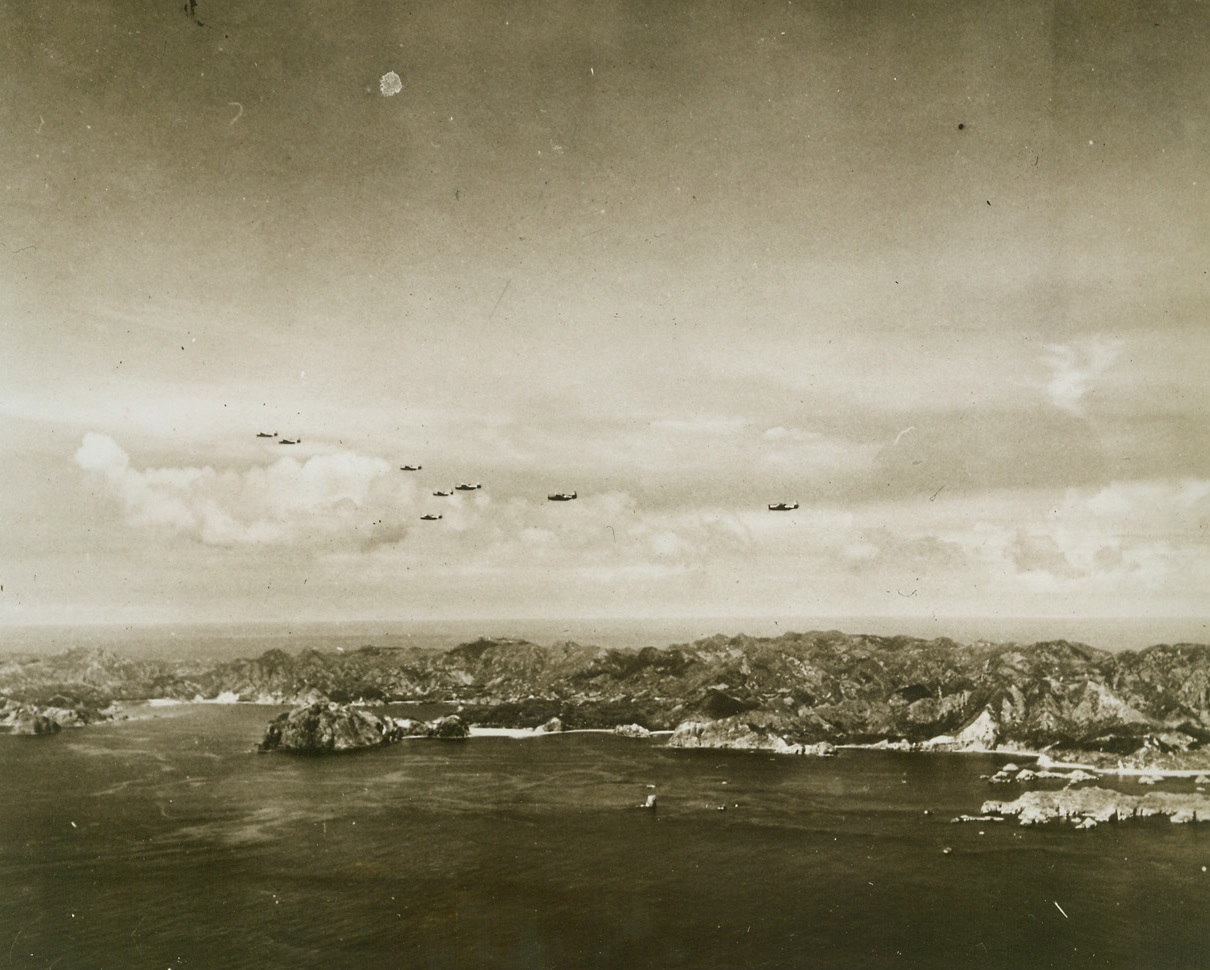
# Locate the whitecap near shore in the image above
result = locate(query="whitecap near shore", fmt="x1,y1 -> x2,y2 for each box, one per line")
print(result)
465,726 -> 634,738
467,727 -> 543,738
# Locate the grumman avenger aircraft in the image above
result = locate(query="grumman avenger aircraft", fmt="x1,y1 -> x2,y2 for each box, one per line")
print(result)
547,492 -> 578,501
432,490 -> 452,497
256,431 -> 277,438
419,513 -> 443,521
278,438 -> 300,445
455,483 -> 482,491
768,502 -> 799,511
400,465 -> 422,471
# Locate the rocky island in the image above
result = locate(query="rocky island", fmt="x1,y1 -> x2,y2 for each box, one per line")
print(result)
257,701 -> 469,753
980,787 -> 1210,827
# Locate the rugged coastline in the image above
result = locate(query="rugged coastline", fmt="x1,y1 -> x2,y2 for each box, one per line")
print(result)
2,631 -> 1208,773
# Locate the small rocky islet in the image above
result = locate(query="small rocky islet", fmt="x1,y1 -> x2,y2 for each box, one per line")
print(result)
256,701 -> 469,753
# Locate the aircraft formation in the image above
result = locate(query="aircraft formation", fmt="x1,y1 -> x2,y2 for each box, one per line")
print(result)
255,434 -> 798,520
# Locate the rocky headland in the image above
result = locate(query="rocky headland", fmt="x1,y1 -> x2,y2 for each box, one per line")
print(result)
2,632 -> 1208,769
1,701 -> 65,736
979,787 -> 1210,827
667,713 -> 837,756
1,694 -> 120,735
257,702 -> 469,753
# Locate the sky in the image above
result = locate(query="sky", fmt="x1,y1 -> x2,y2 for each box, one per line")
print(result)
2,0 -> 1208,630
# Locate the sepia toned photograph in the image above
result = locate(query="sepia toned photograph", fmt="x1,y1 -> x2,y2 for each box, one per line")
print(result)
2,1 -> 1208,966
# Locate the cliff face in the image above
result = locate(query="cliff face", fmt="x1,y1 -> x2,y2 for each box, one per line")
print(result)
257,704 -> 469,752
0,702 -> 63,736
258,702 -> 404,753
667,714 -> 837,756
0,647 -> 194,708
1108,644 -> 1210,727
3,633 -> 1208,761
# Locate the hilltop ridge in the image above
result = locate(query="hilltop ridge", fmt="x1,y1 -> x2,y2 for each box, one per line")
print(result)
1,630 -> 1207,766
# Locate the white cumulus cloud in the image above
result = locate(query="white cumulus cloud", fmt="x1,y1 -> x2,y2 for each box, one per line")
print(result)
74,434 -> 413,549
1042,335 -> 1122,412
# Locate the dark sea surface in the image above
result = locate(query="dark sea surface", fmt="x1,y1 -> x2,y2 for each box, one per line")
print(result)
2,705 -> 1208,970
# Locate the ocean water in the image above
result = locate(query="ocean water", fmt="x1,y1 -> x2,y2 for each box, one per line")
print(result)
2,705 -> 1207,969
2,615 -> 1207,660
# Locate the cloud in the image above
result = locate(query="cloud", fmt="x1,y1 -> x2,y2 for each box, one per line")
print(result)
74,434 -> 412,548
70,433 -> 1209,619
650,417 -> 751,436
437,491 -> 757,573
1043,335 -> 1122,412
914,478 -> 1210,598
757,426 -> 880,475
74,432 -> 132,475
761,426 -> 818,442
1007,531 -> 1079,577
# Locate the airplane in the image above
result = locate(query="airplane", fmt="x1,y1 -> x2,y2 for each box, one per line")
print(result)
547,492 -> 578,501
432,490 -> 452,497
256,431 -> 277,438
278,438 -> 300,445
400,464 -> 422,471
455,483 -> 481,491
768,502 -> 799,511
419,513 -> 443,521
